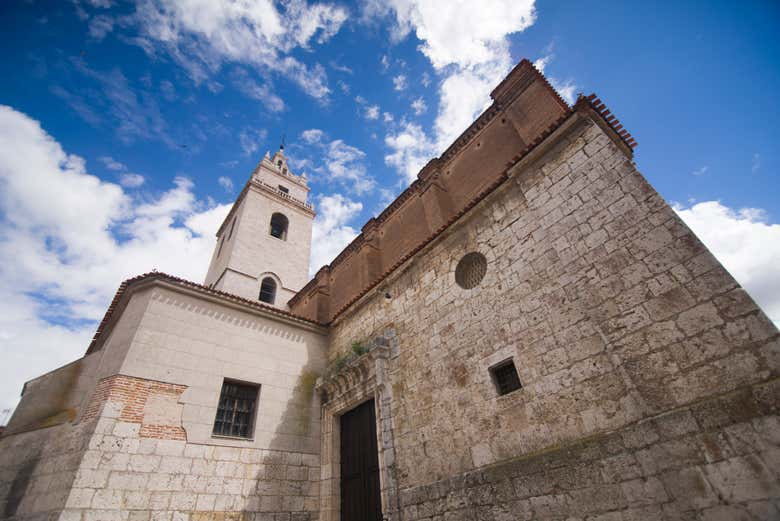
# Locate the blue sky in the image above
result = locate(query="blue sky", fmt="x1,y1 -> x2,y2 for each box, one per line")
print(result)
0,0 -> 778,416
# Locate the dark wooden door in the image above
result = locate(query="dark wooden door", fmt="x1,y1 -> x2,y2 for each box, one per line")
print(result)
340,399 -> 382,521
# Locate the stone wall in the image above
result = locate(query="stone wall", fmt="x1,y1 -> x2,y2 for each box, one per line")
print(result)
0,415 -> 95,519
1,280 -> 329,521
120,285 -> 327,452
327,112 -> 780,515
54,373 -> 321,521
399,379 -> 780,520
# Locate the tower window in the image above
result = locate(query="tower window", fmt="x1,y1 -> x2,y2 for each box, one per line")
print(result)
212,380 -> 259,439
490,359 -> 522,396
278,185 -> 289,194
277,160 -> 282,168
269,213 -> 289,240
259,277 -> 277,304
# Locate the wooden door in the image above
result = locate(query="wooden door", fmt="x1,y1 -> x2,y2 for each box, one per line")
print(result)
340,399 -> 382,521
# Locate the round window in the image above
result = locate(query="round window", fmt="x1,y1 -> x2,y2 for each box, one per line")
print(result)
455,252 -> 487,289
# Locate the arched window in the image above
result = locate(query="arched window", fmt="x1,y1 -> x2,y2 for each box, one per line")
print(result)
269,213 -> 288,240
258,277 -> 277,304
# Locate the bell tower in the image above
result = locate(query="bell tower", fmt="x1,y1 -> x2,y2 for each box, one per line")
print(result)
204,146 -> 315,308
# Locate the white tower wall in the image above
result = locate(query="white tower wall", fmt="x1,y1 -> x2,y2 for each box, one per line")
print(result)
204,148 -> 315,308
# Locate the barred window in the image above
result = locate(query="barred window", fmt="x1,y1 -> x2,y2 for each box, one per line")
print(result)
212,381 -> 259,438
490,359 -> 522,396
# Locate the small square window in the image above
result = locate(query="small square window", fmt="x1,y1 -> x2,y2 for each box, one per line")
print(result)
490,359 -> 522,396
278,185 -> 289,194
212,380 -> 259,438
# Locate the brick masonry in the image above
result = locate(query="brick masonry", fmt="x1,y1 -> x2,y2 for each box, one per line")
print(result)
82,375 -> 187,441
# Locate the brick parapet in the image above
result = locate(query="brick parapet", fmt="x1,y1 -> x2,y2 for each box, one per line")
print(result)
288,59 -> 576,321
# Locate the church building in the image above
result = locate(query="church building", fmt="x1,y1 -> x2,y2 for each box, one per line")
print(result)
1,59 -> 778,521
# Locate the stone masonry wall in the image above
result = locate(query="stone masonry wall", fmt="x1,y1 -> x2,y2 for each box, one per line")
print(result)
54,374 -> 320,521
0,418 -> 95,520
328,113 -> 780,516
399,379 -> 780,520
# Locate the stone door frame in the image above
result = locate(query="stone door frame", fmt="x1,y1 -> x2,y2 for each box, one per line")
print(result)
316,331 -> 400,521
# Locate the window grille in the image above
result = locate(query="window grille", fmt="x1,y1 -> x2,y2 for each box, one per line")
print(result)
259,277 -> 277,304
490,359 -> 522,396
455,252 -> 487,289
212,380 -> 259,438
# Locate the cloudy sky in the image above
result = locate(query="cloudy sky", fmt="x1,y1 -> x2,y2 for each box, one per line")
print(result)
0,0 -> 778,417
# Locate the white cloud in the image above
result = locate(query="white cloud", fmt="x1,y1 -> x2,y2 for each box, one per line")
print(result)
0,105 -> 231,412
218,175 -> 234,192
384,122 -> 437,184
99,155 -> 144,187
120,173 -> 146,187
365,104 -> 380,120
368,0 -> 538,180
675,201 -> 780,326
99,155 -> 126,171
56,60 -> 174,147
239,127 -> 268,156
383,112 -> 394,123
752,153 -> 761,173
131,0 -> 347,102
692,166 -> 709,177
330,61 -> 353,74
310,194 -> 362,275
326,140 -> 375,194
354,95 -> 381,120
533,50 -> 577,104
301,128 -> 324,144
88,14 -> 114,40
375,0 -> 535,70
380,54 -> 390,71
231,67 -> 285,112
411,97 -> 427,115
159,79 -> 177,101
421,71 -> 431,87
297,130 -> 376,195
392,74 -> 407,91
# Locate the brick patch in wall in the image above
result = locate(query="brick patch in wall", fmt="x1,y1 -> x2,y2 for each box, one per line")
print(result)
82,374 -> 187,441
